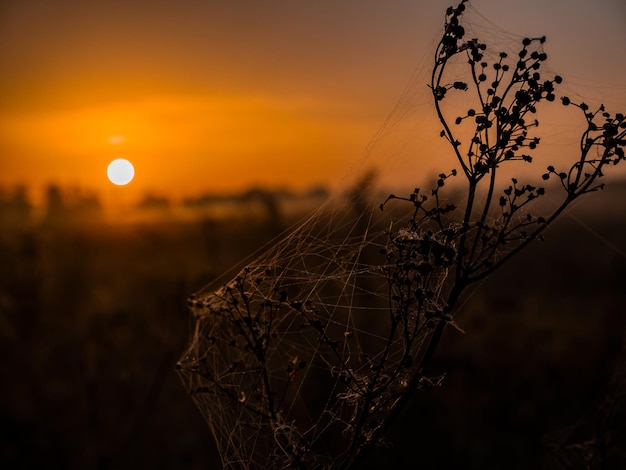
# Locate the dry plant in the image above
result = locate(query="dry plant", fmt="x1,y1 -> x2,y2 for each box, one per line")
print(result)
178,2 -> 625,468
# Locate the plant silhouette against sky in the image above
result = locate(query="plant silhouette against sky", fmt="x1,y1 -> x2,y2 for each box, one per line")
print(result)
178,2 -> 626,468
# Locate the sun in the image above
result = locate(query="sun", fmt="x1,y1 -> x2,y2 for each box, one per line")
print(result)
107,158 -> 135,185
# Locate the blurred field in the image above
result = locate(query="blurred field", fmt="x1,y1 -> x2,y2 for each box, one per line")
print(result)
1,181 -> 625,469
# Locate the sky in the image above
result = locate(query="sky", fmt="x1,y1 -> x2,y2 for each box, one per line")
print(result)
1,0 -> 625,206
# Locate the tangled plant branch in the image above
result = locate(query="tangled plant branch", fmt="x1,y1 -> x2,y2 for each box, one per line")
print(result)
178,2 -> 625,468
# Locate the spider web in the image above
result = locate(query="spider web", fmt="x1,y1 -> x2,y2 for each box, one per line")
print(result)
175,7 -> 534,469
177,3 -> 624,468
177,190 -> 451,467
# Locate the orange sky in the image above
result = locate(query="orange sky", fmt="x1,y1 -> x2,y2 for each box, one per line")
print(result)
1,0 -> 625,206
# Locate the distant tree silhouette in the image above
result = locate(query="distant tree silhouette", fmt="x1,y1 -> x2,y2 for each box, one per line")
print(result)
43,184 -> 103,226
0,185 -> 32,229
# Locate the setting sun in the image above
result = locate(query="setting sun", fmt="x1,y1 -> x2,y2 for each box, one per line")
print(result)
107,158 -> 135,185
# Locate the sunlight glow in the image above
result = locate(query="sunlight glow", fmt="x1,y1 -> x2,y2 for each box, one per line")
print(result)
107,158 -> 135,185
108,135 -> 126,145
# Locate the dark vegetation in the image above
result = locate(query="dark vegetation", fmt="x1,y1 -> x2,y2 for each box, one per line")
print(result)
1,180 -> 625,469
366,180 -> 626,469
0,184 -> 330,469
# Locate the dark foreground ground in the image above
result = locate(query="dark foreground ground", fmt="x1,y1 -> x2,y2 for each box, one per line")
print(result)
1,181 -> 625,469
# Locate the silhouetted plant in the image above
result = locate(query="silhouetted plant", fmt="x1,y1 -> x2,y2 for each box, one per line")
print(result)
372,1 -> 626,466
178,2 -> 625,468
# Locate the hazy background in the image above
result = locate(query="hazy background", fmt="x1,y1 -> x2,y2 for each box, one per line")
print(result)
1,0 -> 625,205
1,174 -> 625,469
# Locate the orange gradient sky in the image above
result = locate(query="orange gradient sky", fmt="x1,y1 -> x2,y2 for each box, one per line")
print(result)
1,0 -> 625,205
